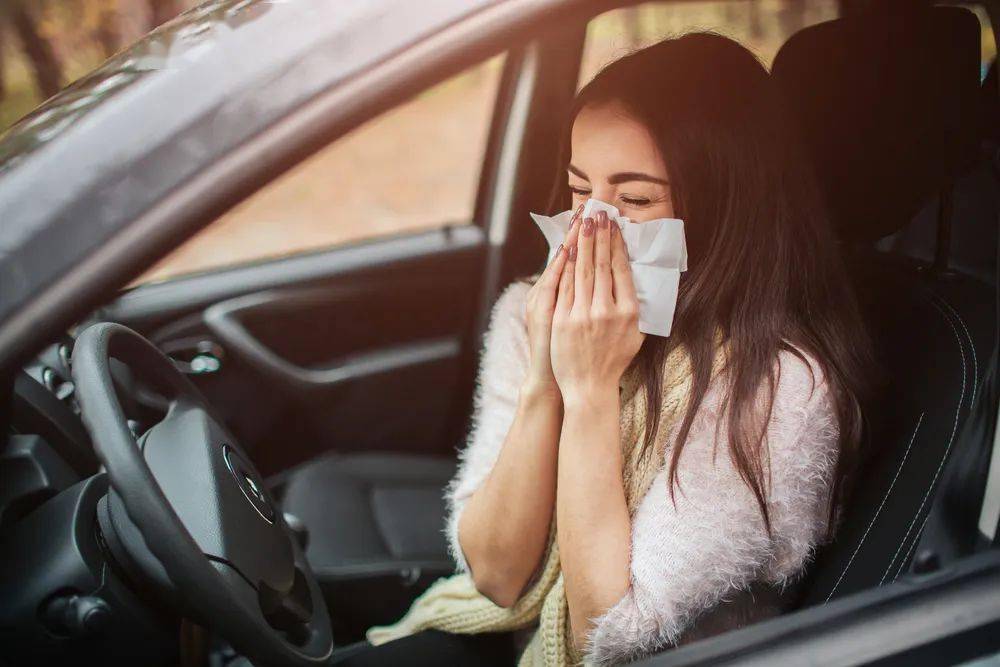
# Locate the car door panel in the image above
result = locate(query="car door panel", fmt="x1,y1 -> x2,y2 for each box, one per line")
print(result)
101,226 -> 486,474
89,36 -> 579,476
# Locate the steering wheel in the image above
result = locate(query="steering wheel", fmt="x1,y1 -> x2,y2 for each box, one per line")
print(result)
72,322 -> 333,666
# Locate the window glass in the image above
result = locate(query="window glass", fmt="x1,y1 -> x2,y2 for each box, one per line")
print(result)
937,2 -> 997,79
137,53 -> 506,284
579,0 -> 839,89
580,1 -> 996,89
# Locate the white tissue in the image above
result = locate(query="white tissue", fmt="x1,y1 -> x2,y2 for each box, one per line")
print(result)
530,198 -> 688,337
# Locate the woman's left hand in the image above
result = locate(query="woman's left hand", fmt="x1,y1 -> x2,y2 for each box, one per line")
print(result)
550,209 -> 646,404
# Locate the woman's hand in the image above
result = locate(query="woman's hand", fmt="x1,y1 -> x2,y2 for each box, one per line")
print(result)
550,209 -> 645,405
523,204 -> 585,398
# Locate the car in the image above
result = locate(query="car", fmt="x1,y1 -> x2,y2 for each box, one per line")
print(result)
1,0 -> 999,665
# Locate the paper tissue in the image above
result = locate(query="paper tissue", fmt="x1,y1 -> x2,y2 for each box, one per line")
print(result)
529,198 -> 688,337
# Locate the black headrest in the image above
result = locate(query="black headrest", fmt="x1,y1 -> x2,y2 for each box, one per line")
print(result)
772,7 -> 981,243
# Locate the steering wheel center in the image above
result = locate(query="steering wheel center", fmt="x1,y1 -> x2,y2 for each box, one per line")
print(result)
224,444 -> 276,524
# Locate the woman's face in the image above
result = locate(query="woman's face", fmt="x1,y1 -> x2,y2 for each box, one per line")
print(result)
568,100 -> 674,222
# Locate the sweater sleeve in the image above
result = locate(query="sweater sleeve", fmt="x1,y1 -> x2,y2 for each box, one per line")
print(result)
580,348 -> 841,666
442,279 -> 533,575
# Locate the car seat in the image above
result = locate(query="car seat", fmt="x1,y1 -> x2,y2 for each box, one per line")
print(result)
879,57 -> 1000,283
771,5 -> 997,605
270,450 -> 457,641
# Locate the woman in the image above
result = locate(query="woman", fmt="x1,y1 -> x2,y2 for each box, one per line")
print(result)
335,31 -> 875,667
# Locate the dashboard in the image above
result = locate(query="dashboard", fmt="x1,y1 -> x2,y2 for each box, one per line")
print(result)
0,334 -> 183,666
4,335 -> 95,529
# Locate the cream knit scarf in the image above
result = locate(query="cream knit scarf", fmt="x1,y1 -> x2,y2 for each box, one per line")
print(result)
366,340 -> 726,666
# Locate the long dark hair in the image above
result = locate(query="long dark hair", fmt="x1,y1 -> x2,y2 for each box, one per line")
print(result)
516,32 -> 877,539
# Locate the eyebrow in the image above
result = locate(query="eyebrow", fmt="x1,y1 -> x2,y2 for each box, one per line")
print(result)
567,164 -> 669,186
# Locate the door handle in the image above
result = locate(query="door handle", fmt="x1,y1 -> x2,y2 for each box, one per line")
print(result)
203,291 -> 458,391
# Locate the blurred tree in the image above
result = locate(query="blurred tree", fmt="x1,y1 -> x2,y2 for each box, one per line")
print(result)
624,7 -> 642,46
778,0 -> 807,36
749,3 -> 763,40
0,24 -> 6,103
148,0 -> 182,30
4,1 -> 62,99
92,1 -> 121,58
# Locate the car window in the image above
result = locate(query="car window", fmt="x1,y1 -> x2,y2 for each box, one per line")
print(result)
578,0 -> 840,89
936,2 -> 997,78
137,53 -> 506,284
579,2 -> 996,89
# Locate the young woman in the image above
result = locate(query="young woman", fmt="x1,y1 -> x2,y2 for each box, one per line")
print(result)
336,31 -> 875,667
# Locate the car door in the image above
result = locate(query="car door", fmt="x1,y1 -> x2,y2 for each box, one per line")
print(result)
95,53 -> 518,475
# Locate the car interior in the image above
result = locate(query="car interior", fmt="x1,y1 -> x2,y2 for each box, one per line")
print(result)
3,0 -> 1000,665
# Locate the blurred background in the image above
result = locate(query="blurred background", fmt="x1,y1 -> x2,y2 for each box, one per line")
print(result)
0,0 -> 200,129
0,0 -> 995,284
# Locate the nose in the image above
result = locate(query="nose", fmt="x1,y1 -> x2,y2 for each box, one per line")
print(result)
589,187 -> 617,209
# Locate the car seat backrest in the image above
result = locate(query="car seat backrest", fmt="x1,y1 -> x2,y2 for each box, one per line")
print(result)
772,6 -> 996,606
772,6 -> 981,243
876,57 -> 1000,284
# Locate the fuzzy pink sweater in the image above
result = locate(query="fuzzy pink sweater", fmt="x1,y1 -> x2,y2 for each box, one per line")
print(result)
443,280 -> 841,665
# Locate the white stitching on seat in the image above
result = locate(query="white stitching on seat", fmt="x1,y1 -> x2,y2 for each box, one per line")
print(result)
938,298 -> 978,408
879,299 -> 966,585
891,299 -> 979,584
823,412 -> 924,603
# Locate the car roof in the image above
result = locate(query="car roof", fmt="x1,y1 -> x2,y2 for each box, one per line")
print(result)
0,0 -> 501,330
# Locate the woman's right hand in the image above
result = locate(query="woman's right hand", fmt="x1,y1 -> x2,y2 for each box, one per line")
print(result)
523,204 -> 584,398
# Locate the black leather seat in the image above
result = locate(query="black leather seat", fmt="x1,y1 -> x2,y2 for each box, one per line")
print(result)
880,58 -> 1000,283
274,451 -> 457,579
270,451 -> 457,641
771,6 -> 996,605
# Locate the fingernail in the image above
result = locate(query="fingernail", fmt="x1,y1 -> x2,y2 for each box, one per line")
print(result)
568,244 -> 577,261
583,217 -> 594,236
598,211 -> 608,229
556,243 -> 563,255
